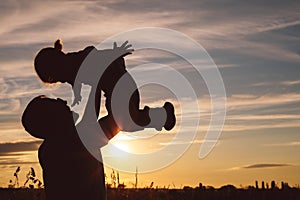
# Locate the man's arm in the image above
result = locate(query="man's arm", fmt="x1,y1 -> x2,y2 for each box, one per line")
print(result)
76,86 -> 108,156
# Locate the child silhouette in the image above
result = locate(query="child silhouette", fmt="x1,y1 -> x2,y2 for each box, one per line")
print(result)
34,39 -> 176,136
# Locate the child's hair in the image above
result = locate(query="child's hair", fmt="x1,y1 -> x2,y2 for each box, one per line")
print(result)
34,39 -> 64,83
54,39 -> 63,51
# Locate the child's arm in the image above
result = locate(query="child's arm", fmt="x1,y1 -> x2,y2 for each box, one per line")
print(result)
77,42 -> 133,115
99,41 -> 133,59
71,82 -> 82,107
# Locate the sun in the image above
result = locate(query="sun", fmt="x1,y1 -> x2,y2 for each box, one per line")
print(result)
112,141 -> 130,152
101,133 -> 133,160
109,133 -> 131,153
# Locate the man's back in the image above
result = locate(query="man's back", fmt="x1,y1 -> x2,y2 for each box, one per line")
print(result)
38,135 -> 105,200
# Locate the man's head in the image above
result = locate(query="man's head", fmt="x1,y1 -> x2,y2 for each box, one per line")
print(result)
34,39 -> 65,84
22,95 -> 74,139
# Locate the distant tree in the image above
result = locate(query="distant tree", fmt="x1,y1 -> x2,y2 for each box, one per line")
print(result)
271,180 -> 276,190
219,184 -> 236,191
118,183 -> 126,189
261,181 -> 265,190
206,186 -> 215,190
281,181 -> 284,190
247,185 -> 255,190
117,171 -> 120,187
135,166 -> 138,189
183,186 -> 193,190
111,169 -> 116,188
199,182 -> 203,190
255,180 -> 259,189
281,181 -> 291,190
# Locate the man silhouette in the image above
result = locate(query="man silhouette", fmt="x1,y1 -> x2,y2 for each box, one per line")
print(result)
22,95 -> 109,200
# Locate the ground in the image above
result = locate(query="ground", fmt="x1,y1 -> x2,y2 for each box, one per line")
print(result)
0,187 -> 300,200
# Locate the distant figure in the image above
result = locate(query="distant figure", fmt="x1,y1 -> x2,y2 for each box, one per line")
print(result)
34,39 -> 176,135
22,96 -> 108,200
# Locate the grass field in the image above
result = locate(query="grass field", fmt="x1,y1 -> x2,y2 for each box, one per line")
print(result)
1,187 -> 300,200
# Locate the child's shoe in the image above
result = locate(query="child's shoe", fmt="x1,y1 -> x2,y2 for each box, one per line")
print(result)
163,102 -> 176,131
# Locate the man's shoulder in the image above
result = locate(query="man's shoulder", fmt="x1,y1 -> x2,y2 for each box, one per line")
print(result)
84,46 -> 96,52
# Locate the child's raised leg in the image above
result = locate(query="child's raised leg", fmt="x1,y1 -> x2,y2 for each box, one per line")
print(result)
98,57 -> 175,135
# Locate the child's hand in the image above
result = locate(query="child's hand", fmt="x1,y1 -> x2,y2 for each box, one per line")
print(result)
71,94 -> 82,107
113,41 -> 134,57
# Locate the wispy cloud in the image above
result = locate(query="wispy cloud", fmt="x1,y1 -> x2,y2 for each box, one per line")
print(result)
159,139 -> 207,146
227,114 -> 300,121
0,140 -> 41,155
0,161 -> 38,165
0,98 -> 20,115
227,93 -> 300,111
182,93 -> 300,132
264,141 -> 300,147
243,163 -> 291,169
223,120 -> 300,132
252,80 -> 300,87
228,163 -> 292,171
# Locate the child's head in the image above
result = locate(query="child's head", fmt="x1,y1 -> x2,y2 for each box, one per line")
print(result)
22,95 -> 74,139
34,39 -> 65,84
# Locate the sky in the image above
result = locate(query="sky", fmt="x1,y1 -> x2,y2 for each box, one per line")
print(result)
0,0 -> 300,188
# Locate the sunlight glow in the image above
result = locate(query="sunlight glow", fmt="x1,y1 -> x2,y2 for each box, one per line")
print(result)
111,140 -> 130,152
